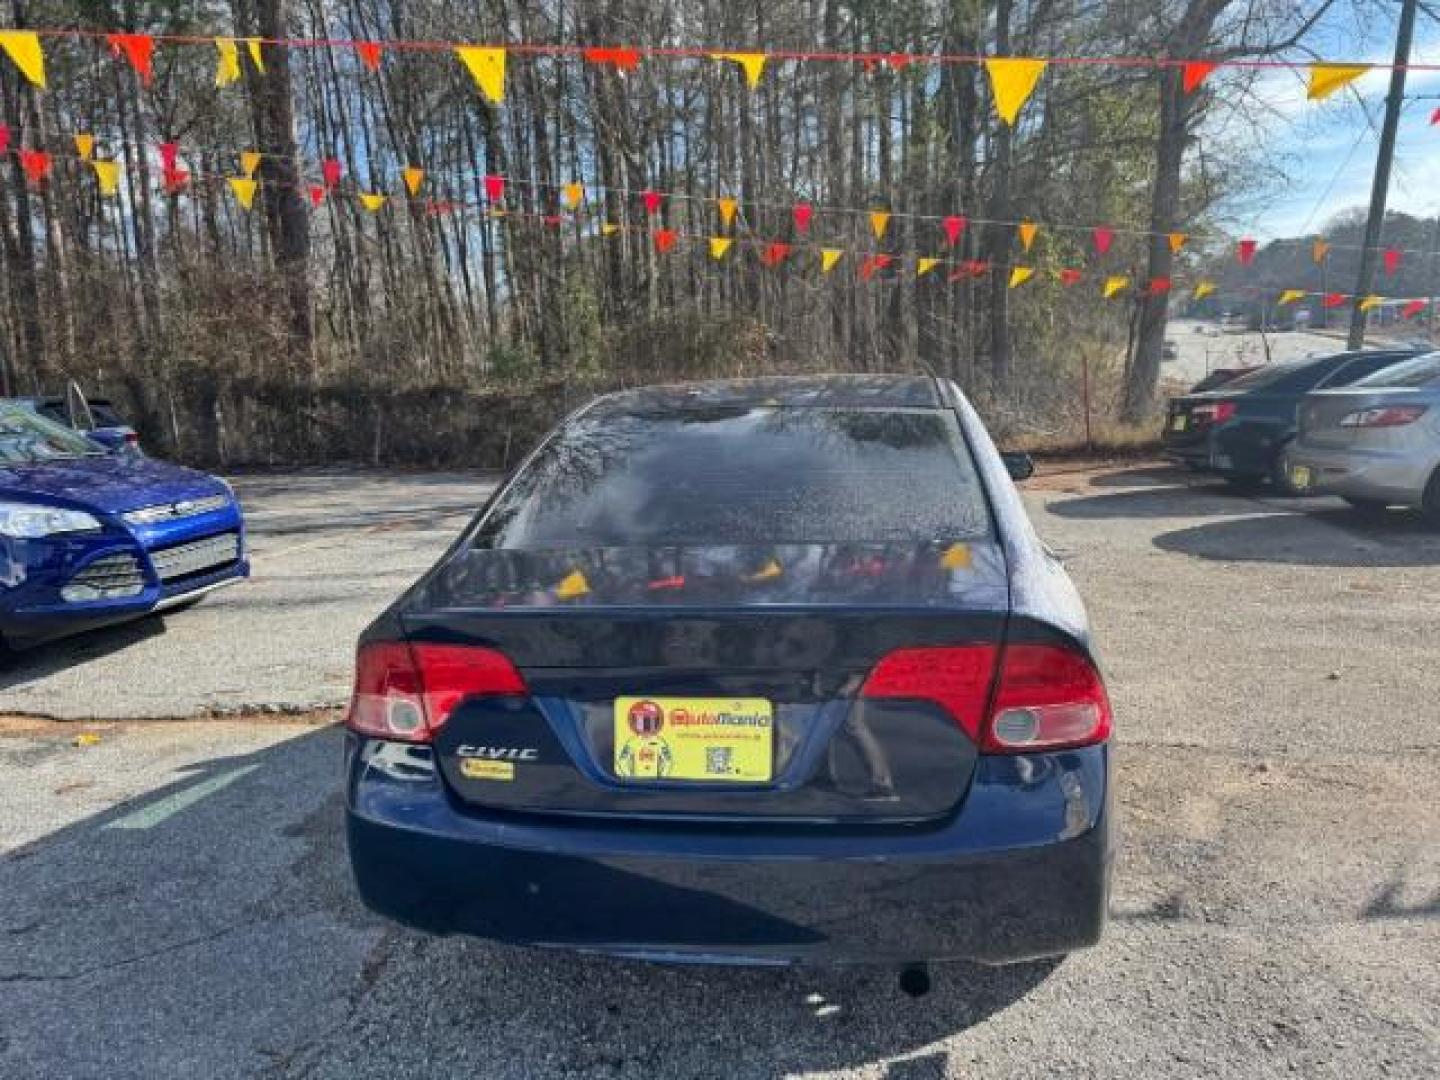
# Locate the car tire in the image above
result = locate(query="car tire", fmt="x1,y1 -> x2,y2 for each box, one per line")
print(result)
1268,442 -> 1303,497
1423,470 -> 1440,529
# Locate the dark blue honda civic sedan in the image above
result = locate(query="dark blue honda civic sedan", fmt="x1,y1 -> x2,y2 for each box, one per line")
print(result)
345,375 -> 1112,968
0,403 -> 247,650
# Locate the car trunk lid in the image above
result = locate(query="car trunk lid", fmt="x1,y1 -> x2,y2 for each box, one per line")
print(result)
402,541 -> 1009,824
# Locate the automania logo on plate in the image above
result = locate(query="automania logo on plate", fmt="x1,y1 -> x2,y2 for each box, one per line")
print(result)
668,706 -> 770,728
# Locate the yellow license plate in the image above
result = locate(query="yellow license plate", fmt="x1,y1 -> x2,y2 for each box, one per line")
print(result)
1171,414 -> 1188,431
614,696 -> 773,782
1290,465 -> 1312,489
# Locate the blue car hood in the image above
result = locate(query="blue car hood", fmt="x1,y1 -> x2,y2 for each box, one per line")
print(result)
0,456 -> 226,515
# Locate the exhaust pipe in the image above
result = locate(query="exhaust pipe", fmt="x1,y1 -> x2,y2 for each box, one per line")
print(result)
898,962 -> 931,998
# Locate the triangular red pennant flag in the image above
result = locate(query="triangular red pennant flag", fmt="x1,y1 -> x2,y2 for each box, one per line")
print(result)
107,33 -> 155,86
162,166 -> 189,194
941,215 -> 967,246
1092,226 -> 1114,256
308,185 -> 325,208
1237,238 -> 1257,266
20,150 -> 51,185
583,47 -> 640,71
762,241 -> 791,267
1059,268 -> 1083,287
1182,61 -> 1218,94
0,125 -> 9,154
159,141 -> 179,171
425,200 -> 457,217
1432,107 -> 1440,126
964,259 -> 990,278
652,228 -> 678,254
642,189 -> 662,215
1147,276 -> 1172,296
792,204 -> 812,234
859,254 -> 894,281
543,214 -> 563,228
1383,248 -> 1402,275
1401,299 -> 1427,320
1322,292 -> 1347,309
355,42 -> 383,71
322,158 -> 342,189
484,174 -> 505,202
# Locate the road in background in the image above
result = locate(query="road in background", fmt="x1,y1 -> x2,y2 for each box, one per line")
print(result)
1162,318 -> 1360,389
3,462 -> 1437,1079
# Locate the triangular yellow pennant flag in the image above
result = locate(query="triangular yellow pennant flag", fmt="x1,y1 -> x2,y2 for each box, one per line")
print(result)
561,182 -> 584,209
940,542 -> 972,570
1194,281 -> 1216,300
228,177 -> 257,211
215,39 -> 241,87
601,222 -> 621,237
1103,275 -> 1130,299
1018,220 -> 1038,251
90,160 -> 120,197
1008,266 -> 1034,289
1358,294 -> 1382,312
402,167 -> 425,196
456,46 -> 506,104
555,569 -> 591,600
709,237 -> 733,260
240,151 -> 261,178
1308,63 -> 1369,101
985,57 -> 1046,126
917,257 -> 940,277
73,134 -> 95,160
246,38 -> 265,74
1168,232 -> 1188,254
717,197 -> 738,228
712,52 -> 767,89
0,31 -> 46,88
744,559 -> 783,583
1312,238 -> 1330,264
820,248 -> 843,273
359,193 -> 387,213
1278,289 -> 1305,306
869,210 -> 891,239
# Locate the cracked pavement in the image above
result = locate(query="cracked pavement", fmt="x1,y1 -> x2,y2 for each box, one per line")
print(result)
1,462 -> 1437,1078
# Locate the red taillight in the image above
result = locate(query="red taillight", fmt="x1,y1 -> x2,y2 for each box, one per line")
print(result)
860,645 -> 999,741
124,432 -> 140,445
1338,405 -> 1428,428
983,644 -> 1112,753
345,641 -> 526,742
1194,400 -> 1237,425
861,642 -> 1111,754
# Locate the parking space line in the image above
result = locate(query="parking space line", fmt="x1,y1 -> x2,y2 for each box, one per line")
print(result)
103,764 -> 261,831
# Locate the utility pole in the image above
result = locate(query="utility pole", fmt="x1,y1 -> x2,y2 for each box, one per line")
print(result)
1347,0 -> 1419,349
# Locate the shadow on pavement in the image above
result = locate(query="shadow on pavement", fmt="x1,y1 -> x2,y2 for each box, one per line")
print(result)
0,615 -> 168,692
1154,507 -> 1440,568
0,727 -> 1059,1079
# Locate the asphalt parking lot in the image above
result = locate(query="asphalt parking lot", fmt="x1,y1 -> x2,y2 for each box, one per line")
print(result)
3,463 -> 1438,1078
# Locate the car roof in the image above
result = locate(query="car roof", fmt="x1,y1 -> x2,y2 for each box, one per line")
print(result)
585,374 -> 944,418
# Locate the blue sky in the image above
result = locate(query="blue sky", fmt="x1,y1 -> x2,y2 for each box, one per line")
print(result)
1213,1 -> 1440,239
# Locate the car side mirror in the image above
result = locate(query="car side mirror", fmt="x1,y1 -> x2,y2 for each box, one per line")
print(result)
1001,452 -> 1035,482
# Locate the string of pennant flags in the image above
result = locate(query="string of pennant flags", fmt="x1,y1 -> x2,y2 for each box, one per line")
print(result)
6,26 -> 1440,130
1,138 -> 1432,318
3,125 -> 1436,267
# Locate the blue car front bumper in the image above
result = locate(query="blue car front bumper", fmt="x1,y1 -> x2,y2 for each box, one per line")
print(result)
345,735 -> 1112,965
0,505 -> 248,648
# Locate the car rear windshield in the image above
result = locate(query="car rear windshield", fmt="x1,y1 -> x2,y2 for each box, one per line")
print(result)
1215,360 -> 1311,391
1351,352 -> 1440,388
474,406 -> 993,549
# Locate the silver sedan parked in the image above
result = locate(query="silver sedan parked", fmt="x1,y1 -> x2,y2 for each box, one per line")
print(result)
1287,351 -> 1440,524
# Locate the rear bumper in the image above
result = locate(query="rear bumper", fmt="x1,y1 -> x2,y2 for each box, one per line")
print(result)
345,736 -> 1113,965
1288,442 -> 1437,506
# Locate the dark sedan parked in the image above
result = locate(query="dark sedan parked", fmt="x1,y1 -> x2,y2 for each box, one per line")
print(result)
345,375 -> 1113,972
1162,348 -> 1423,491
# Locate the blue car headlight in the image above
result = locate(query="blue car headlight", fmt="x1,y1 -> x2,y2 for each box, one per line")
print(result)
0,501 -> 103,539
